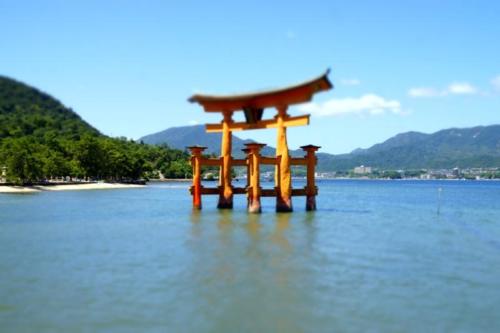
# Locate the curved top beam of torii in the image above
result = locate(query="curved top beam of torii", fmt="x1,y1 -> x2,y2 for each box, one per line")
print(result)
188,69 -> 333,113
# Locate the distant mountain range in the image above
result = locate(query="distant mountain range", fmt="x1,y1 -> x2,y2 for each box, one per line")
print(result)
140,124 -> 500,170
139,124 -> 302,158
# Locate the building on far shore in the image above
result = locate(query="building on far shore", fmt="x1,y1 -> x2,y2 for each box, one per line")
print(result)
353,165 -> 372,174
1,166 -> 6,183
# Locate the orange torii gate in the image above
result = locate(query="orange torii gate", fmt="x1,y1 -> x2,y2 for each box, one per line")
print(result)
188,70 -> 333,213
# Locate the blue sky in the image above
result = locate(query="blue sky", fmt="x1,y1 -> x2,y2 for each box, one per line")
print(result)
1,0 -> 499,154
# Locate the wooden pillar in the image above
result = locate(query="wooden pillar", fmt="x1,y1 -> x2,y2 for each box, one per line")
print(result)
301,145 -> 320,211
188,146 -> 207,210
242,148 -> 250,189
218,111 -> 233,209
245,143 -> 266,213
275,105 -> 293,212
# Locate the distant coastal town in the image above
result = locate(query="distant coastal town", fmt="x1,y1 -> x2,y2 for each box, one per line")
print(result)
316,166 -> 500,180
220,165 -> 500,182
3,165 -> 499,191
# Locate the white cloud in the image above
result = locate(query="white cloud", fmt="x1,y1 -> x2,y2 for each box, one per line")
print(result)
408,87 -> 442,97
299,94 -> 402,117
447,82 -> 477,95
188,120 -> 199,125
408,82 -> 478,98
340,78 -> 361,86
491,75 -> 500,92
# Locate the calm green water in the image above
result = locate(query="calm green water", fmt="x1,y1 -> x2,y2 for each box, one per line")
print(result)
1,180 -> 500,332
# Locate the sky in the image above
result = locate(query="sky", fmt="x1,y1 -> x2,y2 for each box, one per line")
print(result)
1,0 -> 499,154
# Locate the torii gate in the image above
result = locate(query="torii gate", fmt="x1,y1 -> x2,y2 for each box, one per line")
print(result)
188,70 -> 333,212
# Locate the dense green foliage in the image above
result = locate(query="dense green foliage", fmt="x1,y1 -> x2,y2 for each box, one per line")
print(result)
0,76 -> 191,185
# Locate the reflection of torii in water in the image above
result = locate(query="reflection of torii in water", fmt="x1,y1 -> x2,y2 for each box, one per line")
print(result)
188,70 -> 333,213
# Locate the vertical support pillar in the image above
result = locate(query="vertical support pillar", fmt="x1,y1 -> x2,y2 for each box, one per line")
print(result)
241,148 -> 250,189
242,148 -> 251,209
188,146 -> 207,210
275,105 -> 293,212
218,111 -> 233,209
301,145 -> 320,211
245,143 -> 266,213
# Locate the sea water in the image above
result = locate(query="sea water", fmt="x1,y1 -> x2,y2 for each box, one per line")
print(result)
1,180 -> 499,332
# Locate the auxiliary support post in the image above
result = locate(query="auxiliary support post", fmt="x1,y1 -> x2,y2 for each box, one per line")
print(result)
188,146 -> 207,210
301,145 -> 320,211
246,143 -> 266,213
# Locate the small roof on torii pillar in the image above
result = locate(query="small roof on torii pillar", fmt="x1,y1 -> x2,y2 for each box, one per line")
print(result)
188,69 -> 333,133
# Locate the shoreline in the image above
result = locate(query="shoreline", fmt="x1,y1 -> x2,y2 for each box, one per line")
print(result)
0,182 -> 145,194
148,179 -> 191,182
2,178 -> 498,194
315,177 -> 500,181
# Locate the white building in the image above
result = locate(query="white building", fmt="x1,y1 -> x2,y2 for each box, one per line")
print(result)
353,165 -> 372,174
1,166 -> 6,182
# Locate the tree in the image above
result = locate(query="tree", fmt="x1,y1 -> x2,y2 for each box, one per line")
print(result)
42,150 -> 71,179
75,135 -> 105,179
1,138 -> 43,184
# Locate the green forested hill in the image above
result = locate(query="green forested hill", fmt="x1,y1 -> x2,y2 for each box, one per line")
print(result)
0,76 -> 99,140
0,76 -> 191,184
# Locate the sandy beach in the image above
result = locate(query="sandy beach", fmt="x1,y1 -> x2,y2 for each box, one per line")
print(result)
0,182 -> 145,194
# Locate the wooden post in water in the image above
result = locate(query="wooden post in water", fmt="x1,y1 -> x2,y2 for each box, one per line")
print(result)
188,146 -> 206,210
275,105 -> 293,212
218,111 -> 234,209
301,145 -> 320,211
245,143 -> 266,213
242,148 -> 251,191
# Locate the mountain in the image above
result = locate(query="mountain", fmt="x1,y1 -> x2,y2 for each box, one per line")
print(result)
318,125 -> 500,171
140,124 -> 240,154
140,124 -> 292,157
0,76 -> 191,184
350,131 -> 428,155
141,124 -> 500,170
0,76 -> 99,139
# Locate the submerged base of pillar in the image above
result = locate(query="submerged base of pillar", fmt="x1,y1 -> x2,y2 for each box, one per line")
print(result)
248,200 -> 261,214
193,204 -> 202,210
276,197 -> 293,213
305,195 -> 316,211
217,196 -> 233,209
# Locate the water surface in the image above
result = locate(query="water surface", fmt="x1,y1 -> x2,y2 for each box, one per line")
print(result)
1,180 -> 500,332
